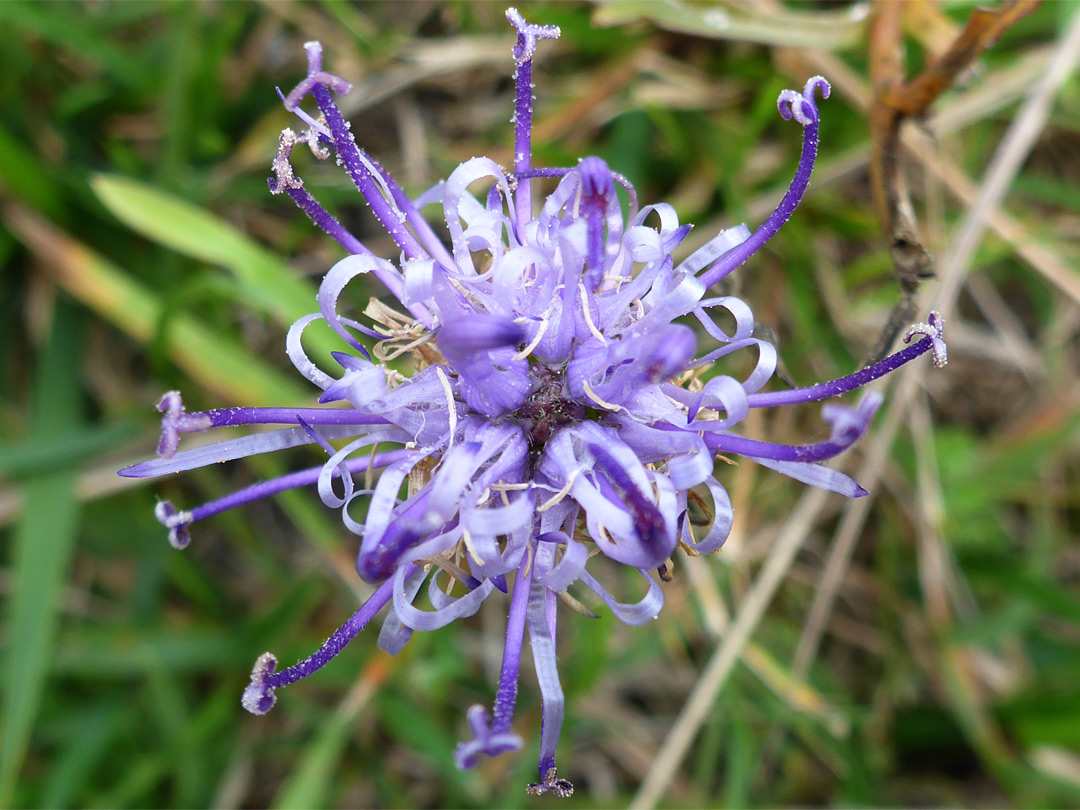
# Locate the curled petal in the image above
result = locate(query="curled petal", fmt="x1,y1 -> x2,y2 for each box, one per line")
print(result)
681,476 -> 733,555
392,566 -> 494,631
687,375 -> 749,428
319,255 -> 403,356
443,158 -> 515,274
666,444 -> 713,490
534,533 -> 589,593
578,567 -> 663,626
286,314 -> 335,390
377,567 -> 425,655
316,432 -> 398,510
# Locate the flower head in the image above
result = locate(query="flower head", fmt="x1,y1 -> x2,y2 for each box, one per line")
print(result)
121,8 -> 946,796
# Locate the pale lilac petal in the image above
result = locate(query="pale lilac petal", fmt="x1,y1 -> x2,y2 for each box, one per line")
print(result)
680,476 -> 733,554
526,543 -> 570,793
123,423 -> 381,478
578,567 -> 663,626
393,566 -> 494,632
377,566 -> 425,655
751,457 -> 868,498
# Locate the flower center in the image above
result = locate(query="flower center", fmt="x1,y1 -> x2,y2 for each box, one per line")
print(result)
512,364 -> 586,451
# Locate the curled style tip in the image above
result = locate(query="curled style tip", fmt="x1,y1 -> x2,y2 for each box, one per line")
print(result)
156,390 -> 183,458
155,501 -> 191,550
804,75 -> 831,101
269,129 -> 305,195
505,7 -> 561,63
241,652 -> 279,715
777,76 -> 830,127
698,75 -> 830,288
454,704 -> 524,770
283,41 -> 351,111
526,767 -> 574,798
155,391 -> 211,460
905,311 -> 948,368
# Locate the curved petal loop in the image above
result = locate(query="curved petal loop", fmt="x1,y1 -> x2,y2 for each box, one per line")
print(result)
632,202 -> 681,233
666,443 -> 713,489
377,566 -> 426,655
462,490 -> 534,537
628,270 -> 706,336
351,453 -> 428,548
319,255 -> 401,355
393,565 -> 495,631
286,314 -> 335,390
688,375 -> 750,429
467,521 -> 532,580
535,170 -> 582,253
693,296 -> 756,344
492,245 -> 557,318
681,475 -> 733,554
533,532 -> 589,593
316,430 -> 402,509
443,157 -> 515,275
578,567 -> 664,626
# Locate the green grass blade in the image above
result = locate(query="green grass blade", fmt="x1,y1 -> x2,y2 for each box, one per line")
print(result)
0,302 -> 85,805
0,423 -> 135,478
272,696 -> 364,810
89,173 -> 339,360
4,203 -> 308,406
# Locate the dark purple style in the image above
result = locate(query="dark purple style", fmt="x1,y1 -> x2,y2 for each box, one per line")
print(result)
121,9 -> 947,796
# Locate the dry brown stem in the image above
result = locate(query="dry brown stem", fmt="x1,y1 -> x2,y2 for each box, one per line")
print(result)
867,0 -> 1042,364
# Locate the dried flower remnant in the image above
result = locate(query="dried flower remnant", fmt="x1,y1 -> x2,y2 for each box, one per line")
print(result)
120,8 -> 947,796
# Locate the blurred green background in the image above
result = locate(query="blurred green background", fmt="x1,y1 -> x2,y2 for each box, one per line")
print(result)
2,1 -> 1079,807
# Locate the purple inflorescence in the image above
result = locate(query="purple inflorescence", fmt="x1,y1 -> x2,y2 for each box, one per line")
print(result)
120,8 -> 947,795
